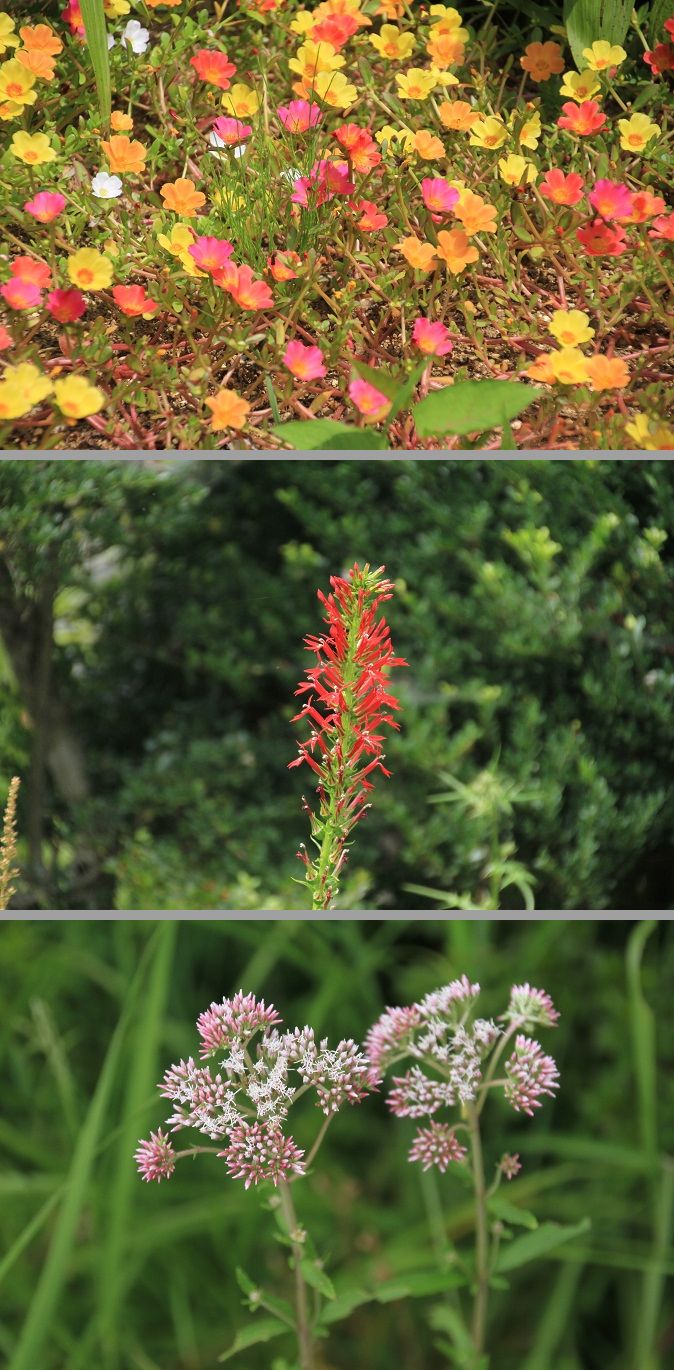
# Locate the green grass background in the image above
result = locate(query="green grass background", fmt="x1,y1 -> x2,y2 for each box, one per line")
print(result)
1,917 -> 672,1370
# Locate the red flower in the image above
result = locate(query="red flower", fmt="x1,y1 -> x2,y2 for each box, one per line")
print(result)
557,100 -> 606,136
644,42 -> 674,74
112,284 -> 160,317
290,563 -> 406,910
576,217 -> 628,256
46,288 -> 86,322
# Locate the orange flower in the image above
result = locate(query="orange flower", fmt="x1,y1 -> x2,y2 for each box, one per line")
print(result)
111,110 -> 133,131
413,129 -> 445,159
585,355 -> 630,390
226,264 -> 274,311
16,48 -> 56,79
436,227 -> 479,273
397,236 -> 437,271
206,387 -> 251,430
100,135 -> 147,174
525,353 -> 557,384
627,189 -> 666,223
520,40 -> 564,82
426,32 -> 465,67
19,24 -> 63,55
438,99 -> 478,131
455,191 -> 497,235
160,178 -> 206,216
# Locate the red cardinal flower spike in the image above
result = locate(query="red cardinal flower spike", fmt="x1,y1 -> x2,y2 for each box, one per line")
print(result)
289,563 -> 406,910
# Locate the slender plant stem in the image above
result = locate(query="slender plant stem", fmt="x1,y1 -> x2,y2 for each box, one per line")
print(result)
278,1181 -> 313,1370
467,1103 -> 489,1359
305,1114 -> 333,1169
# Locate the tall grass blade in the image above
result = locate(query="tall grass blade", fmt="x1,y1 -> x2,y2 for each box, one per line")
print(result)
80,0 -> 111,126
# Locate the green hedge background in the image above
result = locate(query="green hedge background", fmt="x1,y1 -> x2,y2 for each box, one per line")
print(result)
1,919 -> 672,1370
1,460 -> 674,910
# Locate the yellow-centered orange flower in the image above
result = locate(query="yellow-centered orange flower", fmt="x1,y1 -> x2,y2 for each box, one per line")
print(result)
436,227 -> 479,273
206,387 -> 251,431
159,178 -> 207,216
100,134 -> 147,174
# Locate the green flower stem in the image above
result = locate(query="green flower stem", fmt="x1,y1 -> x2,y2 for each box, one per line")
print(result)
278,1181 -> 313,1370
467,1102 -> 489,1359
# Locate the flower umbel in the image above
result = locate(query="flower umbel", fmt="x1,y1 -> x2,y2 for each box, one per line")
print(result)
290,563 -> 406,910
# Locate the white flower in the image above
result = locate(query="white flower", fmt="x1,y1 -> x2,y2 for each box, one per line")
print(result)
208,132 -> 247,161
107,34 -> 115,49
120,19 -> 150,54
91,171 -> 123,199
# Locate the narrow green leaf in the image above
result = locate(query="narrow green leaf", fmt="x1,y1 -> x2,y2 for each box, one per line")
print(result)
80,0 -> 111,126
319,1288 -> 373,1326
488,1194 -> 539,1230
272,419 -> 387,450
218,1317 -> 289,1361
413,380 -> 540,437
495,1218 -> 591,1273
375,1269 -> 466,1301
299,1259 -> 335,1300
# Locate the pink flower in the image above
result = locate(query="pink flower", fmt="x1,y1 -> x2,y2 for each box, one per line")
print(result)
134,1129 -> 176,1182
219,1122 -> 305,1189
197,991 -> 282,1057
576,217 -> 628,256
588,178 -> 634,220
387,1067 -> 456,1117
649,212 -> 674,240
24,191 -> 66,223
539,168 -> 585,206
0,325 -> 13,350
557,100 -> 606,136
364,1004 -> 423,1080
412,317 -> 453,357
277,99 -> 322,132
46,288 -> 87,323
189,235 -> 235,273
499,1153 -> 522,1180
421,177 -> 460,216
348,376 -> 392,422
408,1123 -> 468,1172
291,159 -> 354,208
356,200 -> 388,232
211,115 -> 253,146
504,1034 -> 560,1115
284,339 -> 327,380
0,278 -> 42,310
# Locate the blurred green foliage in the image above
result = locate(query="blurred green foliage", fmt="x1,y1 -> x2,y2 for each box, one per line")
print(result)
1,918 -> 672,1370
1,460 -> 674,910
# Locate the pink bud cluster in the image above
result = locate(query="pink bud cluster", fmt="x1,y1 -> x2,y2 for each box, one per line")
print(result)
365,977 -> 559,1174
135,992 -> 370,1190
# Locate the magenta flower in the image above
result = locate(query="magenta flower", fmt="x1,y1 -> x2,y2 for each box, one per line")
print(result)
211,115 -> 253,145
408,1123 -> 468,1173
189,235 -> 235,273
284,339 -> 327,381
277,99 -> 322,132
24,191 -> 66,223
504,1034 -> 560,1115
0,279 -> 42,310
219,1122 -> 305,1189
134,1129 -> 176,1182
588,178 -> 634,221
364,1004 -> 423,1081
348,377 -> 391,422
412,317 -> 453,357
47,288 -> 86,323
197,990 -> 282,1057
421,177 -> 460,216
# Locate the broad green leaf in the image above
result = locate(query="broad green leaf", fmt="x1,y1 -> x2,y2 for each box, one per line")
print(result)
413,381 -> 540,437
218,1317 -> 289,1362
488,1194 -> 539,1230
495,1218 -> 591,1273
300,1259 -> 335,1300
80,0 -> 111,126
388,361 -> 427,421
272,419 -> 388,450
319,1288 -> 373,1326
562,0 -> 632,71
375,1269 -> 466,1301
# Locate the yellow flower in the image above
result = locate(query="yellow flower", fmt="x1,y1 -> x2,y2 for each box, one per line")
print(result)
156,221 -> 203,276
618,112 -> 660,152
104,0 -> 130,15
370,24 -> 415,60
0,362 -> 52,420
395,67 -> 438,99
582,40 -> 626,71
0,57 -> 37,108
413,128 -> 445,159
429,5 -> 465,30
559,68 -> 600,102
517,110 -> 541,150
625,414 -> 674,450
290,10 -> 315,35
0,12 -> 19,54
67,247 -> 114,291
375,123 -> 415,153
548,347 -> 591,385
428,64 -> 459,87
498,153 -> 536,185
206,387 -> 251,431
548,309 -> 594,347
312,69 -> 357,107
221,82 -> 259,117
10,129 -> 57,164
53,375 -> 105,418
468,114 -> 508,149
289,40 -> 343,82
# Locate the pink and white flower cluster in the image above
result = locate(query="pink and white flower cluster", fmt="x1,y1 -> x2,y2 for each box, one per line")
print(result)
365,977 -> 559,1173
135,991 -> 370,1189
